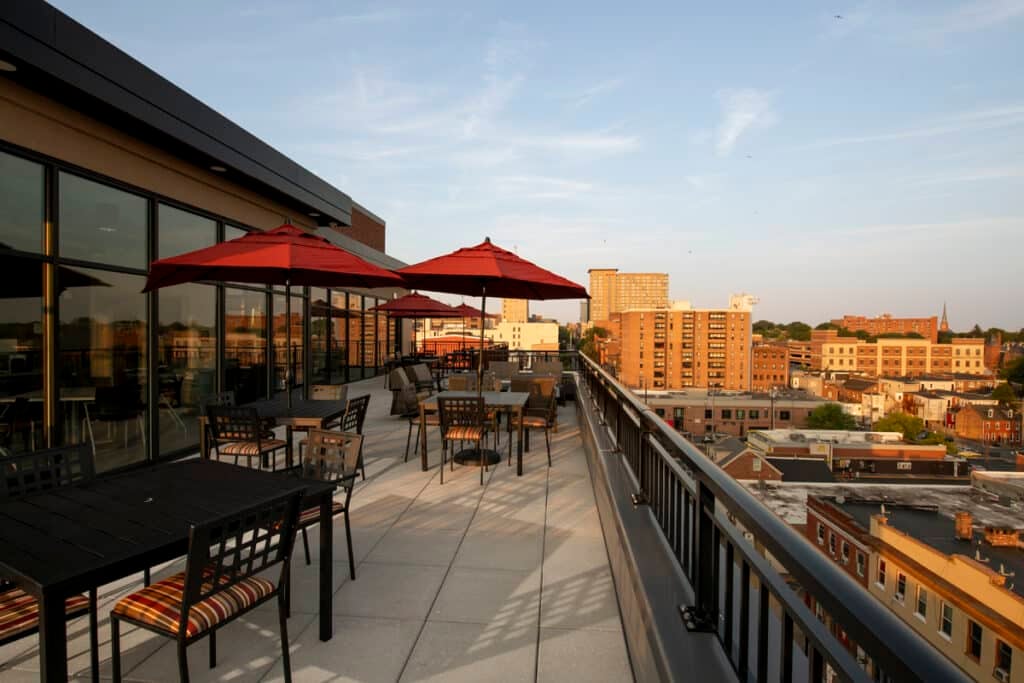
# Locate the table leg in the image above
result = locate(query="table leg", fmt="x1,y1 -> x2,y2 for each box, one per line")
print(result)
319,492 -> 333,641
517,407 -> 524,476
37,590 -> 68,683
199,418 -> 209,459
419,405 -> 428,472
286,426 -> 294,469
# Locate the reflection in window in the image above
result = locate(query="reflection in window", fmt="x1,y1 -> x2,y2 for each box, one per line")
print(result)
158,283 -> 215,455
348,293 -> 364,380
158,204 -> 215,258
58,268 -> 147,472
0,250 -> 44,452
330,291 -> 351,384
225,288 -> 267,404
310,288 -> 330,385
59,172 -> 147,268
273,293 -> 304,394
0,151 -> 44,253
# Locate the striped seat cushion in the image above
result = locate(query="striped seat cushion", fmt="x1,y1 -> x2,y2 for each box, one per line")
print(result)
112,571 -> 274,638
219,439 -> 287,456
444,425 -> 485,441
516,416 -> 549,429
298,501 -> 346,526
0,588 -> 90,642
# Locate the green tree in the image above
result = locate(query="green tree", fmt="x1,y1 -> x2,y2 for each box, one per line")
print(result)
874,412 -> 925,439
579,326 -> 610,362
992,382 -> 1018,405
806,403 -> 857,430
785,321 -> 812,341
1002,357 -> 1024,384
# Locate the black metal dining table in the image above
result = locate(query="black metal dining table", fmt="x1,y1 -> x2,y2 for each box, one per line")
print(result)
0,459 -> 336,683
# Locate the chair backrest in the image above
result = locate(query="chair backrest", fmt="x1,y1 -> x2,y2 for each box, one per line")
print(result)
202,391 -> 236,415
526,379 -> 557,412
488,361 -> 516,380
437,396 -> 485,431
408,364 -> 433,385
312,384 -> 348,403
0,443 -> 95,500
341,394 -> 370,434
510,378 -> 534,395
302,429 -> 362,491
181,491 -> 301,633
389,368 -> 412,390
207,405 -> 264,443
448,374 -> 475,391
531,376 -> 557,399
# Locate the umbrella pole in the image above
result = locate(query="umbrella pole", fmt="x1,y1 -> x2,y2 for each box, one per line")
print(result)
478,287 -> 486,397
285,281 -> 292,409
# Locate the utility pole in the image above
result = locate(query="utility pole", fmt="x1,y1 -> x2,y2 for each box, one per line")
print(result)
770,386 -> 777,430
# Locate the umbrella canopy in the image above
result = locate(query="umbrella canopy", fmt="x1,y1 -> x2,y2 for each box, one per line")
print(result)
398,237 -> 587,397
370,292 -> 464,319
142,224 -> 403,292
451,303 -> 499,319
0,246 -> 110,299
310,298 -> 361,318
397,237 -> 588,300
142,224 -> 403,407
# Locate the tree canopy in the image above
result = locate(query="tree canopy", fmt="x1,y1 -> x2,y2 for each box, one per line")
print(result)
1002,357 -> 1024,384
579,326 -> 610,362
806,403 -> 857,430
873,412 -> 924,439
752,320 -> 812,341
992,382 -> 1018,404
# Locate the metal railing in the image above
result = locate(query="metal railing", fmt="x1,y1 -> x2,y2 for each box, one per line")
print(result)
575,351 -> 966,683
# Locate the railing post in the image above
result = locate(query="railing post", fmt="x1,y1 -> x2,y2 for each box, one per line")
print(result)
682,481 -> 718,632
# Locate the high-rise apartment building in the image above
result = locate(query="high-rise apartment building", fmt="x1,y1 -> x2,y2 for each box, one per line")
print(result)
587,268 -> 668,323
830,314 -> 939,343
616,296 -> 753,391
501,298 -> 528,323
751,342 -> 789,391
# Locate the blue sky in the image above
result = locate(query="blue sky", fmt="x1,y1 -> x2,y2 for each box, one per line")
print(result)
53,1 -> 1024,329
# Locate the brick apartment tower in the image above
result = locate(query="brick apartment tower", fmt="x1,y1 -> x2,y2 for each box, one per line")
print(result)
830,313 -> 939,342
587,268 -> 668,324
501,298 -> 528,323
617,297 -> 753,391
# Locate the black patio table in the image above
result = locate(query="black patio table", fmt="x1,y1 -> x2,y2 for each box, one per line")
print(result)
0,459 -> 336,683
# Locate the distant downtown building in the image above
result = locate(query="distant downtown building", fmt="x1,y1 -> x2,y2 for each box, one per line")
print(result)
751,341 -> 789,392
614,295 -> 754,391
501,298 -> 528,323
792,329 -> 988,377
586,268 -> 668,323
830,313 -> 940,343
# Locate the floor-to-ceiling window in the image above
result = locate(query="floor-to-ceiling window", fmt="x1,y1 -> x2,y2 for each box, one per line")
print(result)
310,288 -> 330,385
157,204 -> 217,455
0,151 -> 45,453
348,293 -> 364,380
225,287 -> 268,405
273,290 -> 304,395
57,171 -> 149,472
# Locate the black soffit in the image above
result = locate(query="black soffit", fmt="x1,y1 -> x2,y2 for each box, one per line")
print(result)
0,1 -> 352,226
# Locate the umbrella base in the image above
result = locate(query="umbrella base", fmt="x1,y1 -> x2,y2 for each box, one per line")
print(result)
452,447 -> 502,466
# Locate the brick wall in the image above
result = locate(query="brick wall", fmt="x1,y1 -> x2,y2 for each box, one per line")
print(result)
347,204 -> 385,252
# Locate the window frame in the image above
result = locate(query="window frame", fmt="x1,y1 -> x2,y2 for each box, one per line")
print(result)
939,602 -> 954,639
876,558 -> 887,589
966,619 -> 982,662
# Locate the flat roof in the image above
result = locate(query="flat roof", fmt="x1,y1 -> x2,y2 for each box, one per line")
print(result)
0,1 -> 353,225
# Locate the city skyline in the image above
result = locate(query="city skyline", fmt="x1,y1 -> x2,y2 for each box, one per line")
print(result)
49,1 -> 1024,328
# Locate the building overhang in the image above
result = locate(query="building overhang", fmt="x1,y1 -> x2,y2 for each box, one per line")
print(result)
0,1 -> 352,225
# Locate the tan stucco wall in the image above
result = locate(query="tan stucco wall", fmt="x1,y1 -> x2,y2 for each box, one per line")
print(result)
0,76 -> 317,231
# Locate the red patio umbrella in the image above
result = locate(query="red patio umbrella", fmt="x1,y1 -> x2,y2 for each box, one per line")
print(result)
371,292 -> 463,356
143,224 -> 404,406
397,236 -> 588,382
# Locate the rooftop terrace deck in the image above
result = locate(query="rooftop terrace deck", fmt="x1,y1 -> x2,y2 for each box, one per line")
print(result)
0,377 -> 633,682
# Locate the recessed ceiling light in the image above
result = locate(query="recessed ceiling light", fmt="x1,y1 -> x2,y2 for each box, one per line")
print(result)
0,60 -> 16,72
308,212 -> 320,217
210,165 -> 227,173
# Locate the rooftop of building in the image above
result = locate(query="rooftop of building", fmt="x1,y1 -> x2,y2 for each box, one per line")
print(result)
748,429 -> 906,445
765,458 -> 836,483
837,500 -> 1024,599
644,389 -> 823,407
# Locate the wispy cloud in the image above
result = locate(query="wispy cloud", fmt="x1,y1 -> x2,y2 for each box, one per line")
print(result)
512,131 -> 639,155
831,216 -> 1021,237
328,9 -> 415,24
805,104 -> 1024,149
493,175 -> 594,199
714,88 -> 778,156
925,0 -> 1024,37
564,78 -> 625,108
902,165 -> 1024,186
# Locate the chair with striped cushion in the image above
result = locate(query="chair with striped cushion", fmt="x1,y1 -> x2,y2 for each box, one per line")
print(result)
510,379 -> 557,467
296,430 -> 362,580
207,405 -> 286,471
295,385 -> 349,460
110,491 -> 302,683
437,396 -> 488,485
0,444 -> 98,679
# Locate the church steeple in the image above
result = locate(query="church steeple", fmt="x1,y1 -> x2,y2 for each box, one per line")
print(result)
939,302 -> 949,332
